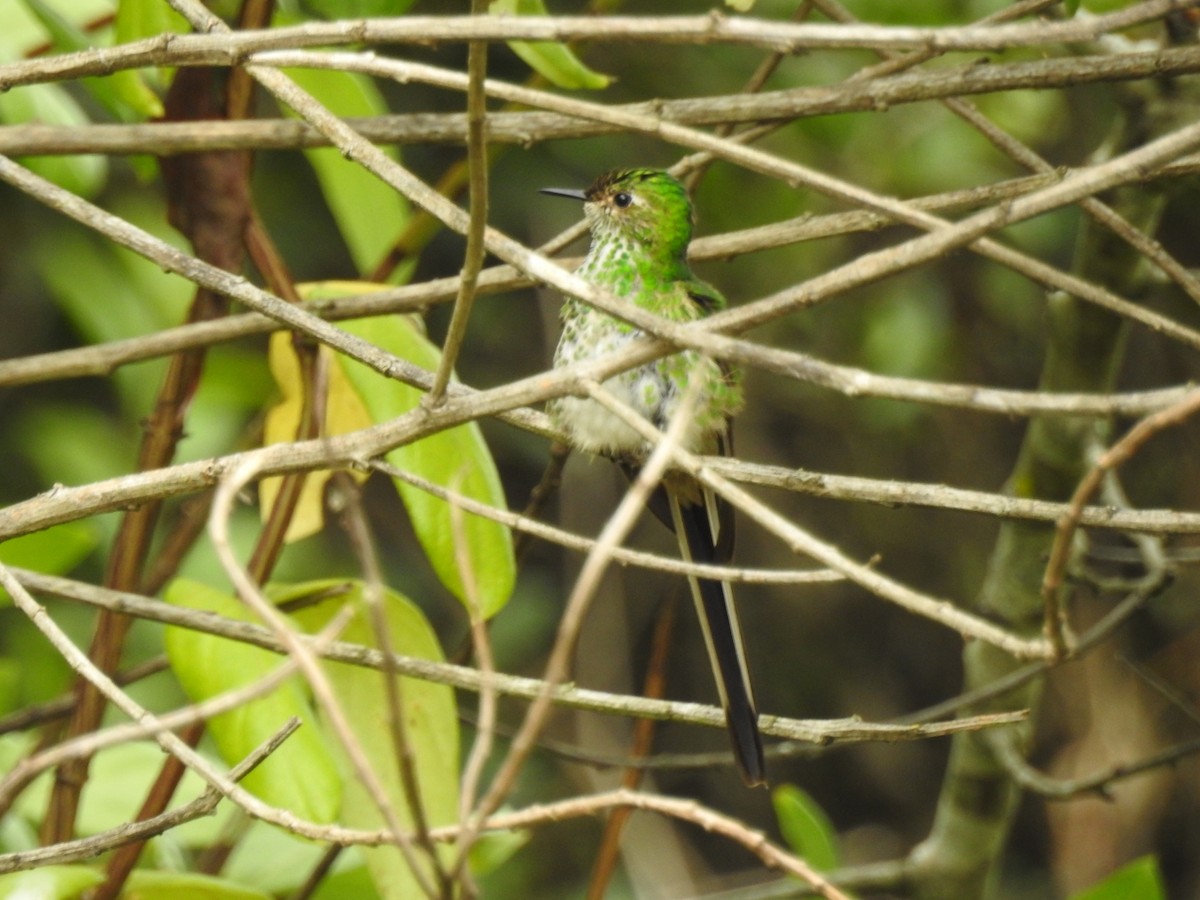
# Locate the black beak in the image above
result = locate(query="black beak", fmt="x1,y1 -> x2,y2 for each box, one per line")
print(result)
539,187 -> 588,202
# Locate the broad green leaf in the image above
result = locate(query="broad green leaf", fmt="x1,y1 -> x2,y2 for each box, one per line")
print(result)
20,0 -> 162,118
30,224 -> 175,414
260,331 -> 372,541
14,403 -> 137,488
0,84 -> 106,197
302,0 -> 419,19
289,580 -> 458,900
312,287 -> 515,617
0,806 -> 39,853
0,522 -> 96,575
0,865 -> 104,899
0,660 -> 20,717
0,1 -> 46,62
281,67 -> 411,276
1069,856 -> 1165,900
74,744 -> 216,838
469,828 -> 531,877
725,0 -> 756,10
0,522 -> 98,604
772,784 -> 839,872
116,0 -> 189,56
224,820 -> 367,895
490,0 -> 612,90
123,869 -> 273,900
164,579 -> 340,823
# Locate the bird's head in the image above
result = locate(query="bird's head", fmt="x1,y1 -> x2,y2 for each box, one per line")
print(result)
542,169 -> 694,260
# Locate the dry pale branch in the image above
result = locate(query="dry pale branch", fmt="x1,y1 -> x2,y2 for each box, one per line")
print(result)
6,47 -> 1200,155
0,719 -> 301,876
437,787 -> 855,900
8,566 -> 1025,746
0,1 -> 1187,92
209,457 -> 439,897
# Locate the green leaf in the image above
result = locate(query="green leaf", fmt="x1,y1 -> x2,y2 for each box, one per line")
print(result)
0,522 -> 98,604
289,579 -> 459,900
281,66 -> 411,276
0,84 -> 107,197
0,522 -> 96,576
14,403 -> 137,489
73,744 -> 217,838
315,293 -> 515,618
19,0 -> 162,119
116,0 -> 189,51
260,332 -> 373,541
469,827 -> 531,877
29,195 -> 208,417
1069,856 -> 1165,900
223,820 -> 364,895
123,869 -> 273,899
302,0 -> 419,19
164,579 -> 341,823
772,784 -> 839,872
0,865 -> 104,899
489,0 -> 612,90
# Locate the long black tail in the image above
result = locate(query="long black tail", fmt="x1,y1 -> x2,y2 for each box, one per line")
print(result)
667,486 -> 766,787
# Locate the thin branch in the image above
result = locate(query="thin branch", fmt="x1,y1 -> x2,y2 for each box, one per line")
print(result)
375,460 -> 844,583
427,12 -> 489,406
7,155 -> 1200,408
0,719 -> 301,875
208,456 -> 440,899
0,2 -> 1188,91
571,375 -> 1049,659
440,787 -> 856,900
7,43 -> 1200,157
0,562 -> 395,849
462,379 -> 705,838
812,0 -> 1200,308
332,475 -> 448,896
0,600 -> 339,818
240,47 -> 1200,356
988,728 -> 1200,800
8,570 -> 1025,747
1040,387 -> 1200,657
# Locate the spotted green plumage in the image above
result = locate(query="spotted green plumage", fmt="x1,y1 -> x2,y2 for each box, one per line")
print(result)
543,169 -> 766,786
548,169 -> 742,458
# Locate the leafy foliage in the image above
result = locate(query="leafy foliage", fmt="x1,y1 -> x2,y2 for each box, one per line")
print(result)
1,1 -> 1198,898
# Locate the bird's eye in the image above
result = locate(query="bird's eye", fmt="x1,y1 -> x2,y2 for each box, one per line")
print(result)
613,191 -> 633,208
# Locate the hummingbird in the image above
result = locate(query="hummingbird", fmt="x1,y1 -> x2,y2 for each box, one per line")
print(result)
541,168 -> 766,786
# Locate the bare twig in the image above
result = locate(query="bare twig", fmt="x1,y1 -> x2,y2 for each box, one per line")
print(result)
332,475 -> 448,895
208,455 -> 440,898
1040,388 -> 1200,658
427,4 -> 489,406
0,719 -> 301,875
461,379 -> 705,840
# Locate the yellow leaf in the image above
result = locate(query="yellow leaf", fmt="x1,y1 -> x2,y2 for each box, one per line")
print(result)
260,331 -> 372,541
